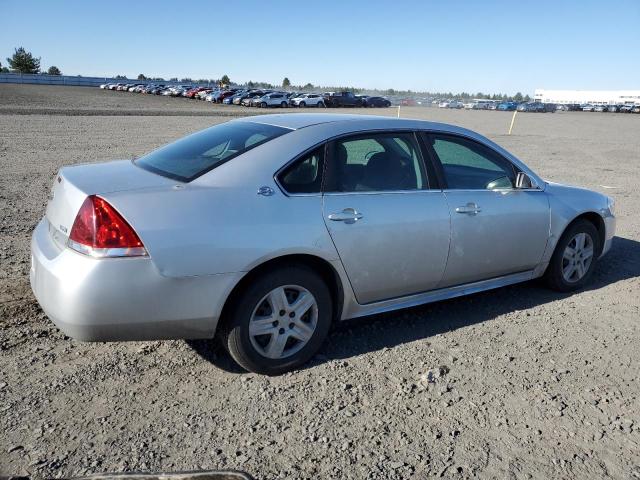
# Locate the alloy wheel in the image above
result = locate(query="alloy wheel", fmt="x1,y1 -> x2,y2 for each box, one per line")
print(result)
249,285 -> 318,359
562,232 -> 594,283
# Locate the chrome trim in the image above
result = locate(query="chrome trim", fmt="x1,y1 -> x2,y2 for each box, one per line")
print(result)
342,270 -> 537,319
67,239 -> 148,258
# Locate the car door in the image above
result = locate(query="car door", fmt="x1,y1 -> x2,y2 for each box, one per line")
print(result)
322,131 -> 451,304
423,132 -> 550,287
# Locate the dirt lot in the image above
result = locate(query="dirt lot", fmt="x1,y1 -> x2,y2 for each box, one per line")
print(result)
1,85 -> 639,479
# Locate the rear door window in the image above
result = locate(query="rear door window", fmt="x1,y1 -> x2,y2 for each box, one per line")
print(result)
325,133 -> 427,192
278,146 -> 325,194
135,122 -> 290,182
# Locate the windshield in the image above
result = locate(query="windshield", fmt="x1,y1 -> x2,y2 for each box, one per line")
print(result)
135,121 -> 290,182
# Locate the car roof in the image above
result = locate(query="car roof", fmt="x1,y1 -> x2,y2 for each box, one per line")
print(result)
234,113 -> 462,132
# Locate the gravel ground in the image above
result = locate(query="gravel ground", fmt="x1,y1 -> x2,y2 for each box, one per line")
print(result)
1,85 -> 639,479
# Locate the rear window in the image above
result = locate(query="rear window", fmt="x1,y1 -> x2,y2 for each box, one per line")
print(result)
135,121 -> 290,182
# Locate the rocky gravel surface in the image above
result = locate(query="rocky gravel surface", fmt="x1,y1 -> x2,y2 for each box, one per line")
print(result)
1,85 -> 639,479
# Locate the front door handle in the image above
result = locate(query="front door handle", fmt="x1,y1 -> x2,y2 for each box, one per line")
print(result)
328,208 -> 364,224
455,203 -> 481,215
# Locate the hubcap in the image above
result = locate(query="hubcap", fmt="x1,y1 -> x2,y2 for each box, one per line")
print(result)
562,232 -> 594,283
249,285 -> 318,359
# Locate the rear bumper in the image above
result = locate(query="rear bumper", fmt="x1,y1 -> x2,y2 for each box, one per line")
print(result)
30,219 -> 242,342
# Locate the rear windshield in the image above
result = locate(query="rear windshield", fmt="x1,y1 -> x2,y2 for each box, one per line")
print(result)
135,121 -> 290,182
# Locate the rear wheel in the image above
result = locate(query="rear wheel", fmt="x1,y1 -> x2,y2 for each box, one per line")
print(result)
222,266 -> 332,375
281,101 -> 287,108
299,101 -> 306,108
260,102 -> 267,108
544,219 -> 600,292
317,101 -> 325,108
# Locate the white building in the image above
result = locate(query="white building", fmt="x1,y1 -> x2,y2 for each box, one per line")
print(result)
534,89 -> 640,105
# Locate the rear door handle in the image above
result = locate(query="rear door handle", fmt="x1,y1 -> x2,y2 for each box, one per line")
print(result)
328,208 -> 364,224
455,203 -> 481,215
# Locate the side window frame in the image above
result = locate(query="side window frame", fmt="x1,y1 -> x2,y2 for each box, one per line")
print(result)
274,143 -> 327,196
420,132 -> 519,191
323,130 -> 432,194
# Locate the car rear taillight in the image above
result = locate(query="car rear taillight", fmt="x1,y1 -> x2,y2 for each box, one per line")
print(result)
68,195 -> 147,258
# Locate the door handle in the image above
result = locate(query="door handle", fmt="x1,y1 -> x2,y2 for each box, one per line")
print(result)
328,208 -> 364,223
455,203 -> 482,215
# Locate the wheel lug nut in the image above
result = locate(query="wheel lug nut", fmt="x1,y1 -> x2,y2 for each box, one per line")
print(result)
289,323 -> 294,329
279,310 -> 285,316
289,312 -> 295,318
272,321 -> 278,327
278,328 -> 285,335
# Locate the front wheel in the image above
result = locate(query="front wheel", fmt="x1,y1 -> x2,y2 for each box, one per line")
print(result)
260,102 -> 267,108
222,266 -> 332,375
299,101 -> 306,108
317,101 -> 325,108
281,101 -> 287,108
544,220 -> 600,292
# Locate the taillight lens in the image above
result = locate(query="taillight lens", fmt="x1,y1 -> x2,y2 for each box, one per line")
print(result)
68,195 -> 147,258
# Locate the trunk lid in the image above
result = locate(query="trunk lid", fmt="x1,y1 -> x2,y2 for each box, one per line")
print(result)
45,159 -> 175,238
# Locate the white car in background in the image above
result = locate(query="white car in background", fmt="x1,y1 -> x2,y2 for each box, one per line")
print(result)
438,101 -> 450,108
256,92 -> 290,108
291,93 -> 325,107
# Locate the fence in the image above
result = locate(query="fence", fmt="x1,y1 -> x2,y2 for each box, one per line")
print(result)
0,73 -> 211,87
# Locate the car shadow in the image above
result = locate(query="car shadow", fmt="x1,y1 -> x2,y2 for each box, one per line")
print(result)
188,236 -> 640,374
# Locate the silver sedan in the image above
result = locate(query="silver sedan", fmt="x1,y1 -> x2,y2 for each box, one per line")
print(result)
30,114 -> 616,374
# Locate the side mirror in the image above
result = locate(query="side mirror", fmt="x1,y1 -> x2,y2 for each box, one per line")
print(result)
515,172 -> 536,189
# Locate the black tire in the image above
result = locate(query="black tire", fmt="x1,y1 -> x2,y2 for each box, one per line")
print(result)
544,219 -> 600,292
281,101 -> 287,108
299,101 -> 306,108
222,265 -> 332,375
260,102 -> 267,108
317,101 -> 325,108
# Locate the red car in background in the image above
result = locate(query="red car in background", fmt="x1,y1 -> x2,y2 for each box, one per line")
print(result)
185,87 -> 210,99
400,98 -> 417,106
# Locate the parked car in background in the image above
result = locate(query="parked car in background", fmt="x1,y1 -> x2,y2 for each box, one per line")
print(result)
448,100 -> 464,109
363,96 -> 391,108
555,104 -> 568,111
594,105 -> 606,112
632,105 -> 640,113
438,101 -> 450,108
324,91 -> 364,107
605,105 -> 618,113
581,104 -> 595,112
400,98 -> 417,106
31,114 -> 616,374
256,92 -> 289,108
497,101 -> 518,111
620,104 -> 635,113
518,102 -> 555,113
290,93 -> 326,107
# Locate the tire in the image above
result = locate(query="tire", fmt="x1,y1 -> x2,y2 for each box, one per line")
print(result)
222,265 -> 333,375
544,219 -> 600,292
299,101 -> 306,108
281,101 -> 287,108
260,102 -> 267,108
317,101 -> 325,108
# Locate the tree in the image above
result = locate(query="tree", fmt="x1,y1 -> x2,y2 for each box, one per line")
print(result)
6,47 -> 40,74
115,74 -> 127,79
524,94 -> 531,102
137,73 -> 146,80
282,77 -> 291,88
303,82 -> 314,90
0,61 -> 8,73
47,66 -> 61,75
220,74 -> 231,86
513,92 -> 523,102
